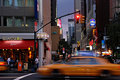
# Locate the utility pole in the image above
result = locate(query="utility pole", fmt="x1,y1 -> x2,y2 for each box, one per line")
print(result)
38,0 -> 44,67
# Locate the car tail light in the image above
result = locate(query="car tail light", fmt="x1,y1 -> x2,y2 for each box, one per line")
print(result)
0,62 -> 5,65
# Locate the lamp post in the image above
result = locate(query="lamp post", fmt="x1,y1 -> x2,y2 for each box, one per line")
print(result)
38,0 -> 43,67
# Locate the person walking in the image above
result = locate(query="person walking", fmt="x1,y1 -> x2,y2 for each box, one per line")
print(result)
42,57 -> 47,66
7,57 -> 11,70
35,57 -> 39,70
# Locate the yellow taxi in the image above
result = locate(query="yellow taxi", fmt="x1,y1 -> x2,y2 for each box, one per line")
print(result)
37,56 -> 120,78
0,57 -> 8,71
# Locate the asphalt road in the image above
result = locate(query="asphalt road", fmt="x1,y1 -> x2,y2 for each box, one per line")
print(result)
0,72 -> 120,80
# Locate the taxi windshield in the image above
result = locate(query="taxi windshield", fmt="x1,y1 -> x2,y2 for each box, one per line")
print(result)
65,58 -> 100,65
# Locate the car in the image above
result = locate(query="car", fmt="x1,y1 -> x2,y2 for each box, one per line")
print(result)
0,57 -> 8,72
37,56 -> 120,79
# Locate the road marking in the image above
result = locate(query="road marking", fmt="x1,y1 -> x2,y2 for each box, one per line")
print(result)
14,73 -> 37,80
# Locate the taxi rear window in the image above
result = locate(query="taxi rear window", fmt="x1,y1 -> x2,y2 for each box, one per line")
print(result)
66,58 -> 99,65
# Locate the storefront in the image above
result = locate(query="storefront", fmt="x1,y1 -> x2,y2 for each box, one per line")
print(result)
0,40 -> 37,62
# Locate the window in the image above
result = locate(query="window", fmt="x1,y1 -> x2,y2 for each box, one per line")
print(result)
3,17 -> 13,27
0,0 -> 1,6
14,0 -> 24,7
0,17 -> 1,26
25,0 -> 34,7
15,17 -> 24,27
66,58 -> 99,65
3,0 -> 12,6
26,17 -> 34,27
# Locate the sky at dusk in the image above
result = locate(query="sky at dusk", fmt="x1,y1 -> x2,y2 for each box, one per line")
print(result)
57,0 -> 74,40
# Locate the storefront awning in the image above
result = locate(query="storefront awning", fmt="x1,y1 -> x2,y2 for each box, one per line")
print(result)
0,40 -> 36,49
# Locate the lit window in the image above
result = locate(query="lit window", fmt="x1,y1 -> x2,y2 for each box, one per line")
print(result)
3,17 -> 13,27
26,17 -> 34,27
14,0 -> 24,7
25,0 -> 34,7
3,0 -> 12,6
15,17 -> 24,27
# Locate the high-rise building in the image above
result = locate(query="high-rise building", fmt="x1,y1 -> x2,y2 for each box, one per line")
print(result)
74,0 -> 87,50
86,0 -> 96,50
96,0 -> 110,49
51,0 -> 57,26
68,19 -> 75,45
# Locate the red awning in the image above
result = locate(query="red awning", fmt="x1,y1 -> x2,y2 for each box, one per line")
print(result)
0,40 -> 36,49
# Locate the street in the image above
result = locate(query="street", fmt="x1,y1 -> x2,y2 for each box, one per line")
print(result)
0,73 -> 120,80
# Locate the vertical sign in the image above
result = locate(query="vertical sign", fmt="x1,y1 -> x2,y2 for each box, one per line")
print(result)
34,21 -> 37,32
102,40 -> 105,48
34,0 -> 38,20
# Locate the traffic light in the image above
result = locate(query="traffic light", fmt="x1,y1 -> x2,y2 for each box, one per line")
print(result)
80,16 -> 85,24
29,51 -> 32,59
75,14 -> 80,24
77,41 -> 80,51
28,46 -> 33,51
28,47 -> 33,59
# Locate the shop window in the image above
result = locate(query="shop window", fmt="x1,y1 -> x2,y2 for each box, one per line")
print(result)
15,17 -> 24,27
26,17 -> 34,27
25,0 -> 34,7
3,17 -> 13,27
3,0 -> 13,6
14,0 -> 24,7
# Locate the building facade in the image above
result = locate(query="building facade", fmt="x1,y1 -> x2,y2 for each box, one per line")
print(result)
74,0 -> 87,50
0,0 -> 35,62
68,19 -> 75,45
96,0 -> 110,50
0,0 -> 53,64
86,0 -> 96,50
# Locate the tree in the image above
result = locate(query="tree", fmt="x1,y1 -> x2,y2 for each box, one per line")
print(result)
58,39 -> 71,55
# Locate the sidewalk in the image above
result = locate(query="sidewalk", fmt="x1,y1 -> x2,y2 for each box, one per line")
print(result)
6,68 -> 37,73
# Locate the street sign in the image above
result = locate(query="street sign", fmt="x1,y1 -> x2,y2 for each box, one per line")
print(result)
103,36 -> 110,40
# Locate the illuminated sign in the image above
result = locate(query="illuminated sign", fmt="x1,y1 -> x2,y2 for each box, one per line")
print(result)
57,19 -> 62,34
57,19 -> 62,28
102,40 -> 105,48
2,37 -> 23,40
90,19 -> 96,27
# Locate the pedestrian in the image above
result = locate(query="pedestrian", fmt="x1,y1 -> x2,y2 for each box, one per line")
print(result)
7,57 -> 11,70
7,57 -> 11,65
35,57 -> 39,70
42,57 -> 47,66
